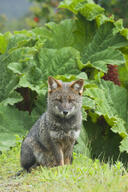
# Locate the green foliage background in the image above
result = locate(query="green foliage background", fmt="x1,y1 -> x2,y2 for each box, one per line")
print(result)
95,0 -> 128,27
0,0 -> 128,163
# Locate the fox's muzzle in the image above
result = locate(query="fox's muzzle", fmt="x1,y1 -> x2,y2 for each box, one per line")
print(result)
63,110 -> 69,116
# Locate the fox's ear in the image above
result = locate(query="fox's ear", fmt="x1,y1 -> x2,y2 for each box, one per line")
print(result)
48,76 -> 62,93
70,79 -> 84,95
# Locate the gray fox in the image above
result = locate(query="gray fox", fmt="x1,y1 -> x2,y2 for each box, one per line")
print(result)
20,76 -> 84,171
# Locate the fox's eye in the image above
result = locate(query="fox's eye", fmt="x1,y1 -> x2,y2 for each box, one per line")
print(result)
55,97 -> 62,102
69,98 -> 75,103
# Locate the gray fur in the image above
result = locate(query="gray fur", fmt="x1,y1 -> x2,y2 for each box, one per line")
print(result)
20,77 -> 84,170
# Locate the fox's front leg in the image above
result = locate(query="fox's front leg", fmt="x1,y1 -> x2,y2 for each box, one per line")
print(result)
50,141 -> 64,166
64,142 -> 74,165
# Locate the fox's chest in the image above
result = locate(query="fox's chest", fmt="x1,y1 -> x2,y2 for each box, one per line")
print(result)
48,117 -> 81,141
49,129 -> 80,141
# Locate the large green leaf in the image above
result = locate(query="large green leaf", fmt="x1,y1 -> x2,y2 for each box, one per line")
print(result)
59,0 -> 104,21
80,22 -> 128,72
120,137 -> 128,153
118,65 -> 128,89
0,104 -> 39,151
78,3 -> 104,21
38,47 -> 80,80
1,91 -> 23,106
7,30 -> 37,51
0,30 -> 39,103
0,32 -> 12,54
59,0 -> 93,14
7,47 -> 80,93
33,18 -> 97,53
84,80 -> 128,138
35,20 -> 76,49
0,46 -> 37,103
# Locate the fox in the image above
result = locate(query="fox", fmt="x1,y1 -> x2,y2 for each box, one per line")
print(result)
20,76 -> 84,171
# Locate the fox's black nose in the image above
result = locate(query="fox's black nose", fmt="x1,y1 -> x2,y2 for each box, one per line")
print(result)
63,110 -> 68,115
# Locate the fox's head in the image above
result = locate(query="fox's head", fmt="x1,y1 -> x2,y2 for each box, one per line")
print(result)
47,76 -> 84,119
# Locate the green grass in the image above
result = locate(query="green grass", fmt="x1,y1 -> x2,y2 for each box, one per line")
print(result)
0,144 -> 128,192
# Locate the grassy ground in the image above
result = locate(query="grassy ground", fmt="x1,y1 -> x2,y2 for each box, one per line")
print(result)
0,144 -> 128,192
